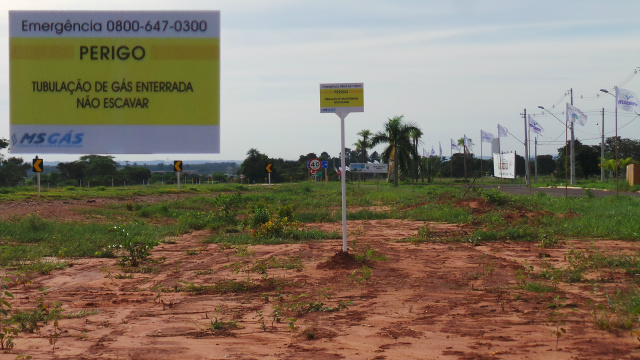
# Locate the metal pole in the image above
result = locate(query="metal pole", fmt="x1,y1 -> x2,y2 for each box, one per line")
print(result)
534,136 -> 538,183
565,115 -> 568,197
570,89 -> 576,185
523,109 -> 530,187
177,172 -> 180,191
601,108 -> 605,182
480,130 -> 483,183
338,112 -> 348,252
615,87 -> 619,195
37,172 -> 40,197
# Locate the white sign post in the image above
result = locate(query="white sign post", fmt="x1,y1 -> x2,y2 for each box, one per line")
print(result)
320,83 -> 364,252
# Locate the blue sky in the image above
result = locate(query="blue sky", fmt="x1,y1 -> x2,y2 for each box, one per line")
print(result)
1,0 -> 639,163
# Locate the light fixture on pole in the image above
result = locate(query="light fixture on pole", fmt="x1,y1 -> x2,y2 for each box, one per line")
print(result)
600,88 -> 618,195
538,106 -> 568,197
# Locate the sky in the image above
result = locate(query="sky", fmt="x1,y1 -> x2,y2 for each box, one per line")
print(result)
1,0 -> 640,164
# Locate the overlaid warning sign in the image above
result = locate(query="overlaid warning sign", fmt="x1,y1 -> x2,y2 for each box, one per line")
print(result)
319,83 -> 364,113
9,10 -> 220,154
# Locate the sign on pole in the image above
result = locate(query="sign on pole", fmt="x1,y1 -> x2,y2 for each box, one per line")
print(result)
320,83 -> 364,113
493,153 -> 516,179
309,158 -> 321,172
320,82 -> 364,253
9,11 -> 220,154
349,163 -> 388,173
32,158 -> 43,173
33,157 -> 43,196
174,160 -> 182,190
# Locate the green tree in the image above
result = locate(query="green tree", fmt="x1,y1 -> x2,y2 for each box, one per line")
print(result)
0,157 -> 30,187
240,148 -> 269,183
556,140 -> 600,180
409,128 -> 423,182
370,115 -> 420,187
0,139 -> 30,187
120,166 -> 151,185
604,137 -> 640,161
79,155 -> 120,186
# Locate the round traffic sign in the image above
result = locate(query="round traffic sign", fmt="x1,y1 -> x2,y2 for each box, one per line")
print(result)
239,174 -> 245,179
309,158 -> 321,171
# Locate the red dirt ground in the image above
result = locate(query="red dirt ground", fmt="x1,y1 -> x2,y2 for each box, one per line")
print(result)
0,197 -> 639,359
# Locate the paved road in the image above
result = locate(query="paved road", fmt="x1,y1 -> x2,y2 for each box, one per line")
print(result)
475,184 -> 640,198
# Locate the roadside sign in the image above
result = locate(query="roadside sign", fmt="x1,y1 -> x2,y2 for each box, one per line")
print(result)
309,158 -> 321,171
10,11 -> 221,155
321,161 -> 328,169
173,160 -> 183,172
32,158 -> 43,172
310,170 -> 317,175
266,163 -> 273,173
239,174 -> 245,179
349,163 -> 388,173
320,83 -> 364,113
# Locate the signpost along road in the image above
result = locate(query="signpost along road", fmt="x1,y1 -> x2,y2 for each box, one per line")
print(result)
319,83 -> 364,252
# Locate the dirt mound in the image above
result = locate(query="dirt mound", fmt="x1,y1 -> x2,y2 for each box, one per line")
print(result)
316,250 -> 361,270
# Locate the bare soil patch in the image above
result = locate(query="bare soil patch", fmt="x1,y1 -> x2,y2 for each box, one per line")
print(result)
0,200 -> 638,359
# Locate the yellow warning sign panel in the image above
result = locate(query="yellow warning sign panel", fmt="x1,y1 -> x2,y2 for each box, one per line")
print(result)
9,11 -> 220,154
319,83 -> 364,113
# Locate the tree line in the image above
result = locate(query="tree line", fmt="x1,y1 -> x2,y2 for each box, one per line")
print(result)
0,123 -> 638,187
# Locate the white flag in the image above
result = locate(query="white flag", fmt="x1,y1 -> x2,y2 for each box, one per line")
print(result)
464,135 -> 473,151
566,103 -> 587,126
430,147 -> 436,156
439,141 -> 442,157
615,86 -> 640,112
528,114 -> 544,135
422,148 -> 427,157
497,124 -> 508,137
451,138 -> 459,151
480,130 -> 494,143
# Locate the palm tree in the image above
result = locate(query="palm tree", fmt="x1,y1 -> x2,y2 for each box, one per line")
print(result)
357,129 -> 372,163
370,115 -> 420,187
409,128 -> 423,182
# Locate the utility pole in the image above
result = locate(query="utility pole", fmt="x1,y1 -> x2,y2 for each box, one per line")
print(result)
601,108 -> 605,182
534,136 -> 538,183
570,88 -> 576,185
521,109 -> 530,187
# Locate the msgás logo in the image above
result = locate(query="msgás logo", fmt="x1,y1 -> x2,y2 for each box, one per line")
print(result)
14,131 -> 84,147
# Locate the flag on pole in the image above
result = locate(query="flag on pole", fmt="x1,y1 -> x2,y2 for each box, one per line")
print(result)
451,138 -> 459,151
497,124 -> 508,137
422,148 -> 427,158
480,130 -> 494,143
528,114 -> 544,135
566,103 -> 587,126
430,146 -> 436,156
615,86 -> 640,112
439,141 -> 442,157
464,134 -> 473,151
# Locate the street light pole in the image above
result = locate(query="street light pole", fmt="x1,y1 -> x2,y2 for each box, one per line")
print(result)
600,89 -> 618,195
538,105 -> 568,197
599,108 -> 605,182
569,88 -> 576,185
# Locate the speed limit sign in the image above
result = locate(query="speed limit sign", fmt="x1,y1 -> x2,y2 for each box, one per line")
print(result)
309,158 -> 321,171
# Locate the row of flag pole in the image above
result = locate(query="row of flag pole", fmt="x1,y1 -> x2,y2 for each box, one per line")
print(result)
422,86 -> 639,160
